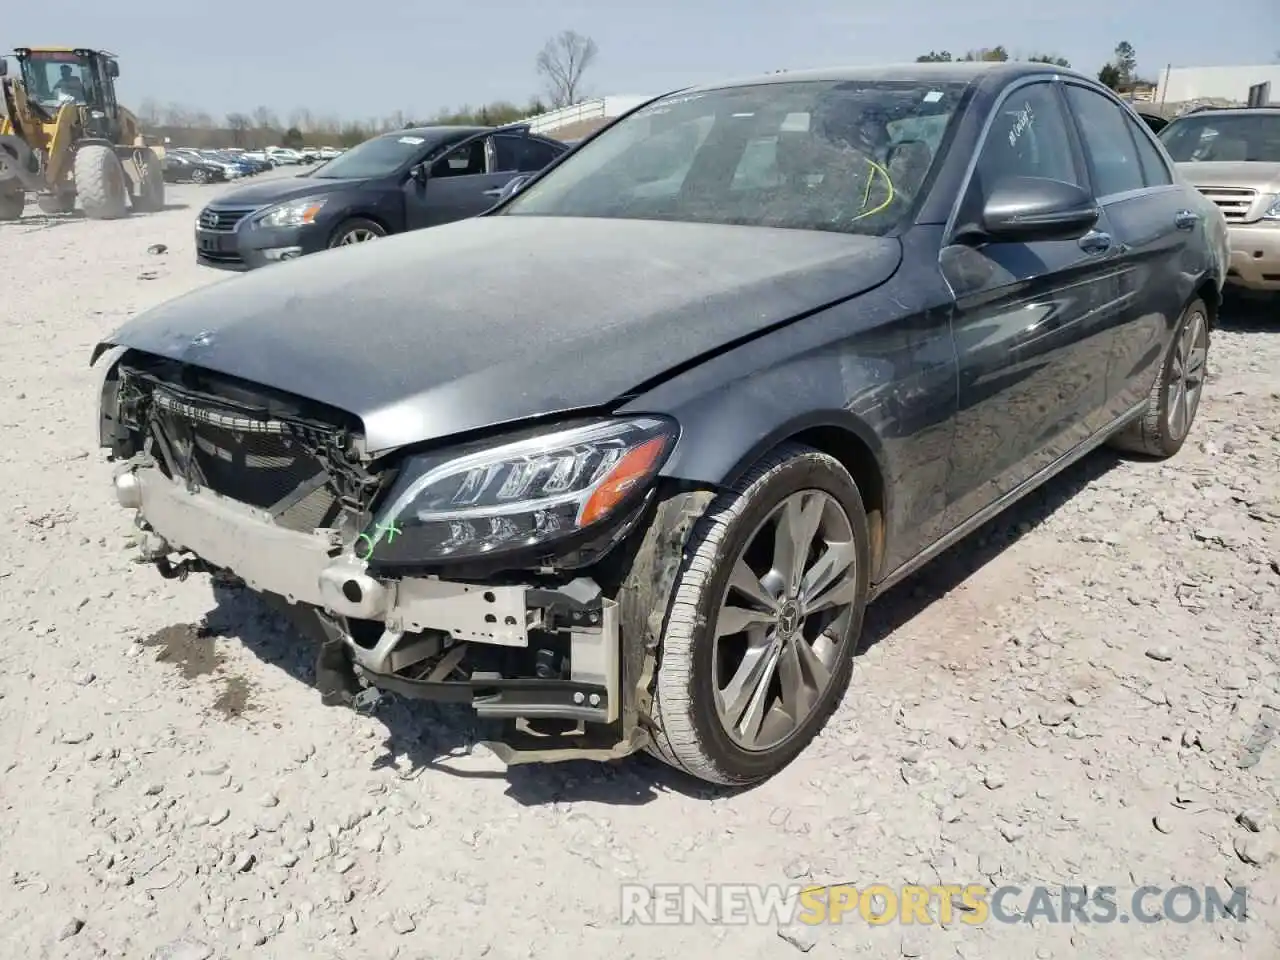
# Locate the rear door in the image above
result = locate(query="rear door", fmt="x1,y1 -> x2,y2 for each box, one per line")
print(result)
940,78 -> 1122,533
1060,82 -> 1192,420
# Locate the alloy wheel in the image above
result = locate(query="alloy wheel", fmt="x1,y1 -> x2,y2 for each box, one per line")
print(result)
333,228 -> 379,246
1166,308 -> 1208,442
711,490 -> 859,752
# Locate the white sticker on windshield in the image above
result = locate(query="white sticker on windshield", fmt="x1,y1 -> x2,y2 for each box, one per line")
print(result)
398,136 -> 425,145
923,91 -> 944,103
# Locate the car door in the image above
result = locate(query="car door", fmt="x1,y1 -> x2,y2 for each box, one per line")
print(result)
1060,82 -> 1192,420
407,137 -> 511,229
940,78 -> 1122,533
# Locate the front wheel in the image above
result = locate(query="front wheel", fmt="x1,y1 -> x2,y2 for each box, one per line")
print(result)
191,168 -> 209,184
328,217 -> 386,247
1107,298 -> 1210,458
646,444 -> 870,786
74,144 -> 130,220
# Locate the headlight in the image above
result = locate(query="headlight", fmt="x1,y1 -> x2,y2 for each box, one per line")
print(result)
358,417 -> 678,565
1262,196 -> 1280,221
253,196 -> 329,228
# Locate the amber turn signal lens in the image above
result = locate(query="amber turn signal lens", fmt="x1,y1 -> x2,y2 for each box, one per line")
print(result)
578,435 -> 669,527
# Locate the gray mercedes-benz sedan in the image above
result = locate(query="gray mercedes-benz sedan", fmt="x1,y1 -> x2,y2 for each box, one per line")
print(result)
92,62 -> 1226,786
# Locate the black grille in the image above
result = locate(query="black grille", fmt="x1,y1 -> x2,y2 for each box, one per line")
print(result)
197,206 -> 255,231
150,391 -> 341,533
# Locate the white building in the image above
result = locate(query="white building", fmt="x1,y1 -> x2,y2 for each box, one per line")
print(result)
1154,64 -> 1280,105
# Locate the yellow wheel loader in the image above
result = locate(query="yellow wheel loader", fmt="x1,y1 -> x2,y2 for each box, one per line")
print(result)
0,47 -> 164,220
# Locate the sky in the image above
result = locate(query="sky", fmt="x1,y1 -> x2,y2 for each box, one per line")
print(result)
7,0 -> 1278,123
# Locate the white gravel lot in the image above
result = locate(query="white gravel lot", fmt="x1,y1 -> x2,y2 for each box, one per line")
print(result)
0,176 -> 1277,960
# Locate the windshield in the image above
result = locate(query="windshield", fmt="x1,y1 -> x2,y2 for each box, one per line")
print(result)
503,79 -> 968,235
307,134 -> 432,179
19,51 -> 93,106
1159,113 -> 1280,163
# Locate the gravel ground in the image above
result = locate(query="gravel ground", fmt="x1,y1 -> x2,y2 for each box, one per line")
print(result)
0,177 -> 1277,960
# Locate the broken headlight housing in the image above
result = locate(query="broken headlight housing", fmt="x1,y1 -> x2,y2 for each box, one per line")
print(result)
359,416 -> 678,565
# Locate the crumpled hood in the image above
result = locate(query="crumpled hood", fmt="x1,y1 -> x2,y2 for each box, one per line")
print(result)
96,216 -> 901,453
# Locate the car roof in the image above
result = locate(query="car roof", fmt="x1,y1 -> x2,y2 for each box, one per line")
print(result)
680,60 -> 1076,94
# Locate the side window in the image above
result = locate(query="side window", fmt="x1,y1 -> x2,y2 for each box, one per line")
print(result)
972,82 -> 1080,191
518,138 -> 560,172
1062,85 -> 1146,197
493,135 -> 561,173
1122,112 -> 1174,187
430,139 -> 486,178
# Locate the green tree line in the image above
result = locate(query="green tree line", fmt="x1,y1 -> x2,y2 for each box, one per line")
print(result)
916,40 -> 1154,93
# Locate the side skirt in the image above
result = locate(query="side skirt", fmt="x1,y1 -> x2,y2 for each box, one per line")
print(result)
870,401 -> 1148,602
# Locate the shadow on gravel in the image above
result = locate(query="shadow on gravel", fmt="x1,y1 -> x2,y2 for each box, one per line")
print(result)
0,211 -> 84,230
860,447 -> 1123,652
1217,293 -> 1276,333
184,446 -> 1126,806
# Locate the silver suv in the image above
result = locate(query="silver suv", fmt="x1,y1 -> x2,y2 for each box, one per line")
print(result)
1159,106 -> 1280,295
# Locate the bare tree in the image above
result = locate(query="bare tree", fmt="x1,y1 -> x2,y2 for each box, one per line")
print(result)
136,98 -> 162,126
226,112 -> 252,146
252,105 -> 279,131
162,102 -> 190,127
535,30 -> 599,108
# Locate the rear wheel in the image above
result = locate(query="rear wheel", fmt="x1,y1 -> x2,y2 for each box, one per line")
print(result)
0,183 -> 23,221
1107,298 -> 1210,458
191,168 -> 209,184
646,444 -> 870,786
74,144 -> 129,220
130,150 -> 166,212
328,217 -> 386,247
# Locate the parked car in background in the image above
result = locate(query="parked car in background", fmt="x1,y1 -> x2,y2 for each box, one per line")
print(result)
1159,106 -> 1280,296
161,154 -> 227,184
193,122 -> 568,270
265,147 -> 305,166
195,151 -> 248,179
99,63 -> 1225,786
317,146 -> 342,160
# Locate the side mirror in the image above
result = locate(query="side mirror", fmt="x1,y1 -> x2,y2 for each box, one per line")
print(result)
410,163 -> 430,186
107,60 -> 119,79
963,176 -> 1099,244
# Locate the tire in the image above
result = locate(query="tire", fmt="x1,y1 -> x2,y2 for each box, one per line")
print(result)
130,150 -> 166,212
0,184 -> 23,221
646,444 -> 871,786
36,191 -> 75,215
192,168 -> 209,184
328,217 -> 386,247
1107,298 -> 1210,458
74,144 -> 129,220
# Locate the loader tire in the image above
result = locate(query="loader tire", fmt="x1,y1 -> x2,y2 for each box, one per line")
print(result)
75,145 -> 129,220
130,150 -> 165,212
0,184 -> 23,221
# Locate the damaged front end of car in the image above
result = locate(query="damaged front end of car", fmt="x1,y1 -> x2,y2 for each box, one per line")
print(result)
95,346 -> 713,765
